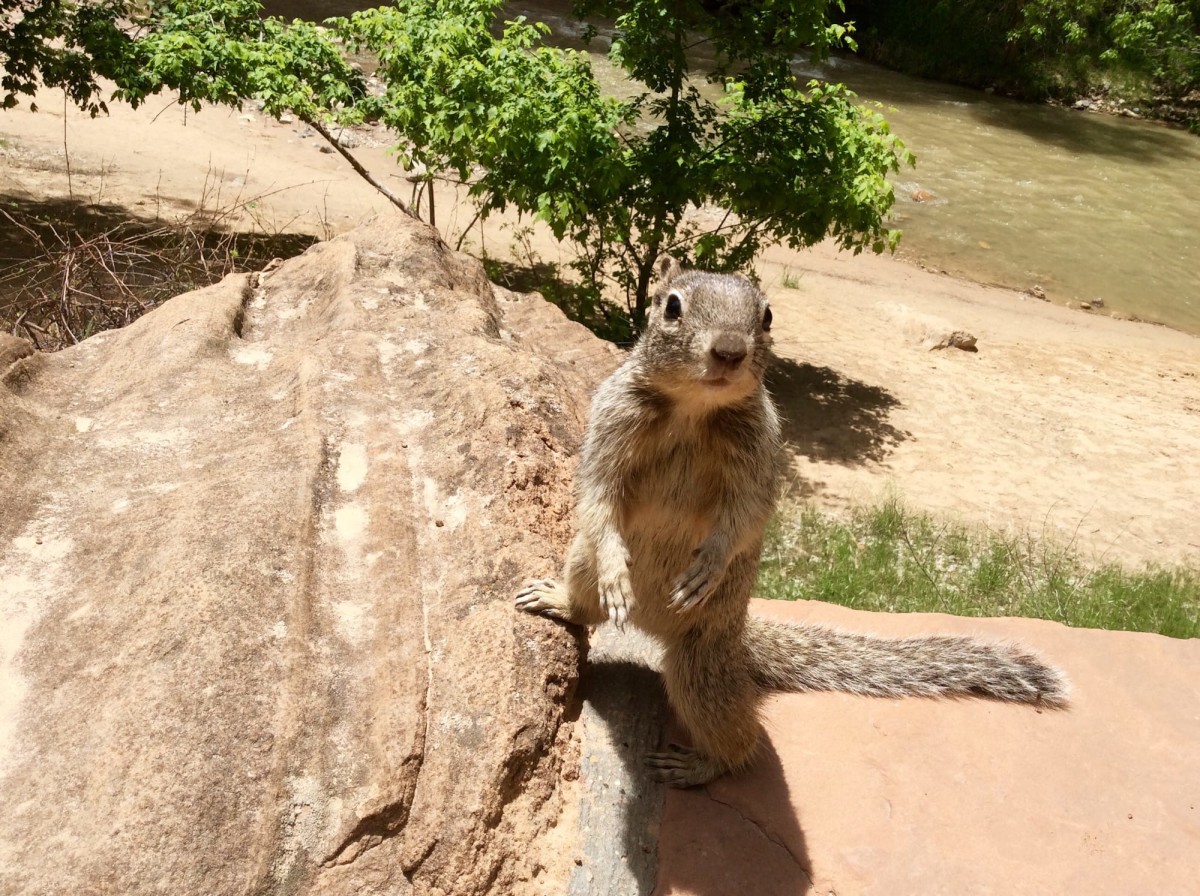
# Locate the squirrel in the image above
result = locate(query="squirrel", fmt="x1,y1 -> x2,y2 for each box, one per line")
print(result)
516,257 -> 1067,788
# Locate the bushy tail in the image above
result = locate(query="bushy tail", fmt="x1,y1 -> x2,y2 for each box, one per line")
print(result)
744,617 -> 1068,706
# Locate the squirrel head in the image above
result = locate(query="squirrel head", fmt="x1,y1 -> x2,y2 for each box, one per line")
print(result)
636,256 -> 773,409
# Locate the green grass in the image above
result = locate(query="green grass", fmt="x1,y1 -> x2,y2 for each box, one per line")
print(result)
780,268 -> 801,289
758,498 -> 1200,638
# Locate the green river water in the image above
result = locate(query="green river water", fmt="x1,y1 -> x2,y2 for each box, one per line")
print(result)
803,54 -> 1200,336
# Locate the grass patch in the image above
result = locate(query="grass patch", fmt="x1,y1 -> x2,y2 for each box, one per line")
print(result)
758,498 -> 1200,638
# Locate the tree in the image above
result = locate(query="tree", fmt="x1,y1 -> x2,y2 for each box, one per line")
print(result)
337,0 -> 911,319
2,0 -> 130,113
4,0 -> 911,322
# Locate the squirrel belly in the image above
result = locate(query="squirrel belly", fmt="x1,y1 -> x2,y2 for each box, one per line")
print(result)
516,256 -> 1068,788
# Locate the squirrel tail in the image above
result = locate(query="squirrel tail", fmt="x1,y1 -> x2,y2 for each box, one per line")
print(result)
744,616 -> 1068,706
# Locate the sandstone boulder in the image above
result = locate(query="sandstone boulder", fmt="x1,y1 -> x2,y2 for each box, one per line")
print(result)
0,213 -> 615,895
929,329 -> 979,352
656,599 -> 1200,895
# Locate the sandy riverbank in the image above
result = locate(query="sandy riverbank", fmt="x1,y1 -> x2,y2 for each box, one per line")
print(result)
3,93 -> 1198,566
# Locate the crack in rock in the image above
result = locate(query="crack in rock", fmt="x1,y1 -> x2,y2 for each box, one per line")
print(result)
320,688 -> 429,869
703,790 -> 814,886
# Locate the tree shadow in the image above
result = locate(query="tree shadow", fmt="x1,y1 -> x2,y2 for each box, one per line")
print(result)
965,98 -> 1200,163
800,51 -> 1198,164
767,354 -> 909,470
482,256 -> 636,346
0,194 -> 311,257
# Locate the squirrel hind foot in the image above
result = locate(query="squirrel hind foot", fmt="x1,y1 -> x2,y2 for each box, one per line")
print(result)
645,744 -> 729,788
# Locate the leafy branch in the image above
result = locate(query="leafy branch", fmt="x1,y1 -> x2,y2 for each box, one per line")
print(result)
4,0 -> 914,326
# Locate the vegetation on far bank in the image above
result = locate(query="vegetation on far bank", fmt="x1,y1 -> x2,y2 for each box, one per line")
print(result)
760,498 -> 1200,638
843,0 -> 1200,130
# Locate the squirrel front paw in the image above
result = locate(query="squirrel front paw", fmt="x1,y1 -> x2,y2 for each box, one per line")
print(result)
599,566 -> 634,630
670,543 -> 728,612
515,578 -> 572,620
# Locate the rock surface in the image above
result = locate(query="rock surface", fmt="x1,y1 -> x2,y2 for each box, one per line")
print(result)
655,598 -> 1200,895
929,329 -> 978,352
0,213 -> 615,895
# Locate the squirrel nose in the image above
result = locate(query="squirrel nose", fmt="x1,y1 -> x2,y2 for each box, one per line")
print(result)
710,334 -> 748,368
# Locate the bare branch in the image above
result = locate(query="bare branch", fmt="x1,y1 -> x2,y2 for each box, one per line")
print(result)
306,118 -> 423,224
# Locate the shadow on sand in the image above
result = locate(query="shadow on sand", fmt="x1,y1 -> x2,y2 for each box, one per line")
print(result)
767,354 -> 909,490
0,194 -> 315,349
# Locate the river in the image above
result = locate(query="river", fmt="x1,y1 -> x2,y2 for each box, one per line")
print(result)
799,54 -> 1200,336
265,0 -> 1200,335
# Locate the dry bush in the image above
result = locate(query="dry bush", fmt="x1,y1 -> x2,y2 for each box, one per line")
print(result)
0,199 -> 314,351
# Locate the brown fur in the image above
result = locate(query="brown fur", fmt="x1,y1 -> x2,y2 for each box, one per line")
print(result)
517,259 -> 1067,787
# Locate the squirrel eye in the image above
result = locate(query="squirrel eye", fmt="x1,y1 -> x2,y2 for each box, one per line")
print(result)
762,305 -> 773,331
664,292 -> 683,321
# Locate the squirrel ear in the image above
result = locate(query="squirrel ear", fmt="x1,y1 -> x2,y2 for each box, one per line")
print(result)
657,255 -> 682,285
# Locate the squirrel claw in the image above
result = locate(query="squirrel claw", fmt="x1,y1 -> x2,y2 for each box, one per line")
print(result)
599,570 -> 634,631
670,556 -> 720,612
514,578 -> 571,621
645,744 -> 720,787
670,583 -> 710,612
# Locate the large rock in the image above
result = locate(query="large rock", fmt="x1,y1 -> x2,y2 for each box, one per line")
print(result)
5,210 -> 1198,896
0,213 -> 617,895
656,599 -> 1200,895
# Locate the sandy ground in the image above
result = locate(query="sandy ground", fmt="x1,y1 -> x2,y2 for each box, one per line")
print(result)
3,91 -> 1198,567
